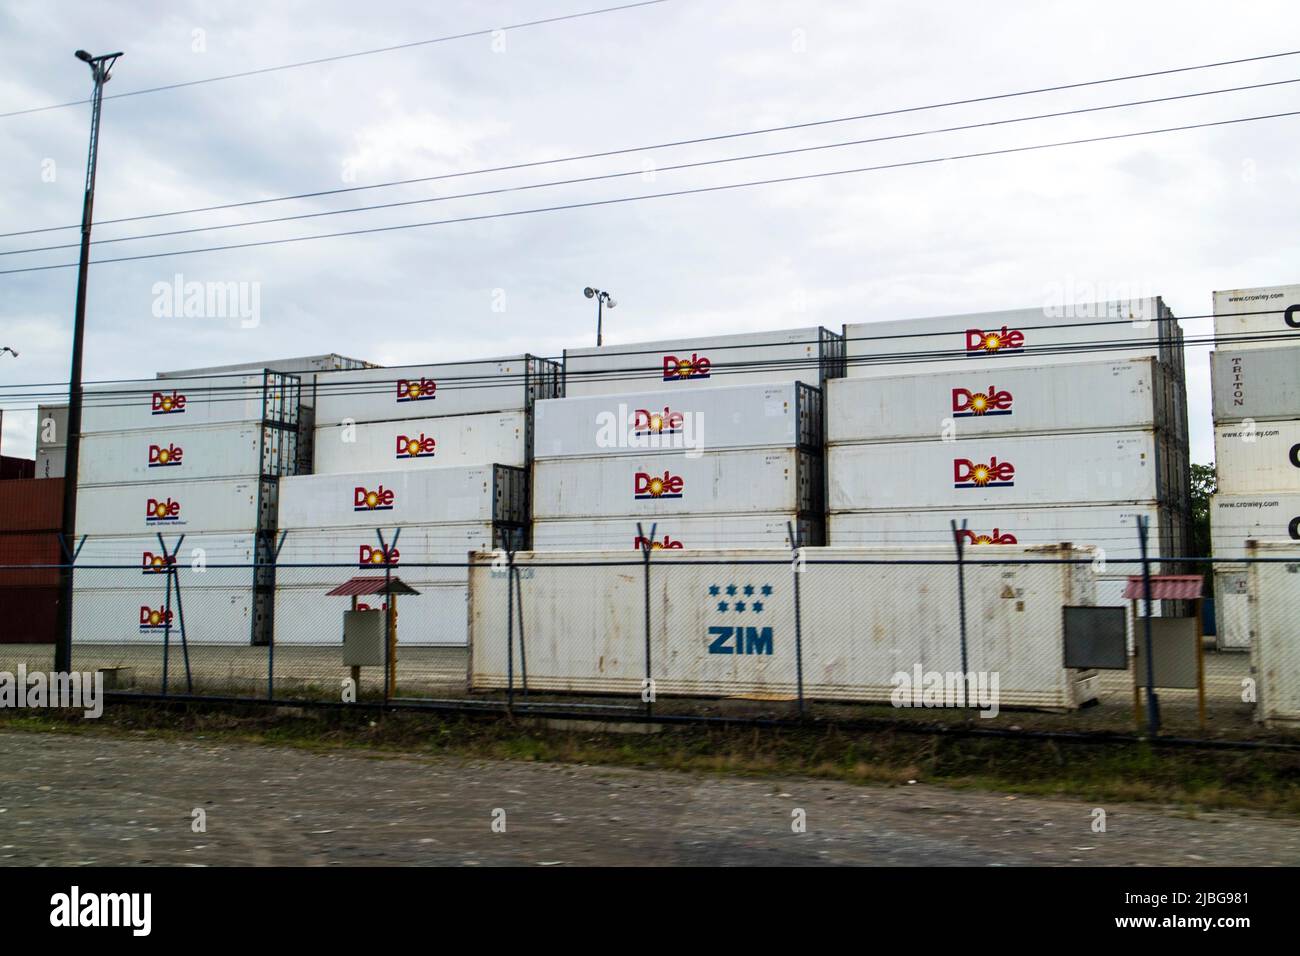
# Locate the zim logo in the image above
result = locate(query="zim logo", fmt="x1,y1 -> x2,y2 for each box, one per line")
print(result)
952,385 -> 1013,417
953,457 -> 1015,488
148,443 -> 183,467
663,353 -> 712,381
145,497 -> 180,523
358,544 -> 399,568
635,534 -> 683,550
958,527 -> 1018,545
633,407 -> 684,435
965,326 -> 1025,357
139,605 -> 174,630
396,377 -> 436,402
634,470 -> 684,499
707,582 -> 773,655
708,626 -> 773,655
151,390 -> 186,415
354,485 -> 395,511
395,433 -> 436,459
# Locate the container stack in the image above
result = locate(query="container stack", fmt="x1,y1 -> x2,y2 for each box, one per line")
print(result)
34,404 -> 67,479
68,371 -> 301,646
1208,284 -> 1300,650
832,299 -> 1191,627
0,477 -> 64,643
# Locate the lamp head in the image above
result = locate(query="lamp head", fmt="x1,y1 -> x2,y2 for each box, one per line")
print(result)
583,287 -> 595,299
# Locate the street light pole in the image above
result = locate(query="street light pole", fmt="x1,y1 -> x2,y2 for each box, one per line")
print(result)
55,49 -> 122,673
583,286 -> 616,347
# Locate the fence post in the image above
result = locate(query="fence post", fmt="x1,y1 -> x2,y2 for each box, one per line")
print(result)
637,522 -> 655,717
268,530 -> 287,702
505,545 -> 515,711
1137,514 -> 1160,736
950,519 -> 971,708
161,534 -> 192,695
377,527 -> 399,703
56,534 -> 85,675
786,521 -> 805,717
511,528 -> 528,699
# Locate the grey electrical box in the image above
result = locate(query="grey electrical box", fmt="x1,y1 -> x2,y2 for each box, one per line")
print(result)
1133,617 -> 1200,689
343,609 -> 386,667
1062,606 -> 1129,670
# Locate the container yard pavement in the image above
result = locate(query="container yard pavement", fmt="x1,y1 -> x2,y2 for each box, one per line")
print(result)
1,730 -> 1297,866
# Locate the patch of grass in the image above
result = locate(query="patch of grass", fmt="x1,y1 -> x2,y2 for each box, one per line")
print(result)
3,704 -> 1298,815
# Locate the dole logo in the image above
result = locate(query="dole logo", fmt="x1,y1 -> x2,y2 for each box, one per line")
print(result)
145,497 -> 181,523
663,353 -> 712,381
396,377 -> 436,403
357,600 -> 388,612
952,385 -> 1013,417
953,456 -> 1015,488
354,485 -> 395,511
958,528 -> 1018,545
148,442 -> 183,467
358,544 -> 399,568
635,534 -> 684,550
634,470 -> 685,499
139,605 -> 174,630
151,390 -> 187,415
965,326 -> 1025,356
633,406 -> 685,435
141,551 -> 176,573
395,433 -> 436,459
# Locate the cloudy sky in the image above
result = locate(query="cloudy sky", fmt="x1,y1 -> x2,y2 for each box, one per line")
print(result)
1,0 -> 1298,461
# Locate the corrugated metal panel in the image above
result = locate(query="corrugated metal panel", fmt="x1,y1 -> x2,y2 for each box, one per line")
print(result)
1214,420 -> 1300,494
0,477 -> 64,531
325,576 -> 421,596
1,587 -> 59,643
0,532 -> 62,588
1120,575 -> 1203,600
1210,346 -> 1300,423
1213,285 -> 1300,351
312,411 -> 527,473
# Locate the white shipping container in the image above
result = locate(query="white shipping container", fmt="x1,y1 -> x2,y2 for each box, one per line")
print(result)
72,533 -> 257,579
533,448 -> 817,519
845,298 -> 1177,378
278,465 -> 515,529
312,411 -> 526,473
273,522 -> 500,586
1213,284 -> 1300,351
828,358 -> 1167,444
80,374 -> 289,433
77,422 -> 283,485
157,353 -> 373,378
829,432 -> 1161,511
532,514 -> 809,551
311,357 -> 544,426
1214,420 -> 1300,494
1247,542 -> 1300,720
1210,347 -> 1300,423
274,582 -> 468,646
76,478 -> 266,536
35,448 -> 65,479
1210,493 -> 1300,559
1213,567 -> 1250,651
534,381 -> 814,460
469,545 -> 1098,709
71,585 -> 254,645
563,327 -> 836,397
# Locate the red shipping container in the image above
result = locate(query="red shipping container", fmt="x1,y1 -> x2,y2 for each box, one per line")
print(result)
0,587 -> 59,643
0,478 -> 64,532
0,531 -> 62,588
0,457 -> 35,480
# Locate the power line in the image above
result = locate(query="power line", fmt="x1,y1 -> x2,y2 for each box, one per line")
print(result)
1,107 -> 1296,278
3,46 -> 1297,239
6,75 -> 1295,258
0,1 -> 672,121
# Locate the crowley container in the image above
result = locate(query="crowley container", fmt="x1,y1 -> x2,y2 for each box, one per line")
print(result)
563,326 -> 845,397
3,586 -> 58,643
80,371 -> 300,433
278,465 -> 526,530
273,581 -> 468,646
1210,346 -> 1300,423
534,382 -> 822,460
157,354 -> 374,378
1210,493 -> 1300,559
845,298 -> 1180,377
0,476 -> 63,531
1214,420 -> 1300,494
1213,567 -> 1250,651
829,431 -> 1164,511
532,513 -> 817,551
273,522 -> 503,587
533,448 -> 822,519
828,358 -> 1172,444
829,503 -> 1177,562
468,544 -> 1098,709
75,478 -> 272,537
1247,540 -> 1300,721
71,585 -> 255,645
1213,284 -> 1300,351
77,421 -> 297,485
313,411 -> 527,473
0,531 -> 62,587
311,355 -> 561,427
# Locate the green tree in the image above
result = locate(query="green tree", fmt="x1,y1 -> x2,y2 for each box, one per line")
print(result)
1190,462 -> 1216,560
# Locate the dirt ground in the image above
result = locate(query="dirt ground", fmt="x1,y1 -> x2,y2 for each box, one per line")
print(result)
1,730 -> 1297,866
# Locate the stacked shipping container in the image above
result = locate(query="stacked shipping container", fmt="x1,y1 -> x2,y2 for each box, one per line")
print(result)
1209,284 -> 1300,649
0,477 -> 64,643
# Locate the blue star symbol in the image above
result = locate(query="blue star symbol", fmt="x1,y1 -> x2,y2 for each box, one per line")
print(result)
725,584 -> 737,596
717,601 -> 729,612
753,601 -> 764,613
743,584 -> 754,596
735,601 -> 747,612
760,584 -> 773,596
708,584 -> 720,596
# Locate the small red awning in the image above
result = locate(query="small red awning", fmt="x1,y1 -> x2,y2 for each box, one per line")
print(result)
1122,575 -> 1203,601
325,576 -> 421,597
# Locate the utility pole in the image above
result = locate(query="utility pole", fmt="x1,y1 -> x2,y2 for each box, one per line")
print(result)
55,49 -> 122,673
583,286 -> 616,347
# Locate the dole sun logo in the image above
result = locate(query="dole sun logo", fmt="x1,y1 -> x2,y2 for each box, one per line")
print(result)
354,485 -> 395,512
634,470 -> 685,499
957,527 -> 1018,545
396,377 -> 436,403
139,605 -> 174,630
148,442 -> 184,467
635,534 -> 684,550
953,456 -> 1015,488
663,352 -> 712,382
145,496 -> 181,523
358,544 -> 399,568
151,390 -> 187,415
952,385 -> 1013,417
141,551 -> 176,574
965,326 -> 1025,357
633,406 -> 685,435
395,433 -> 436,459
